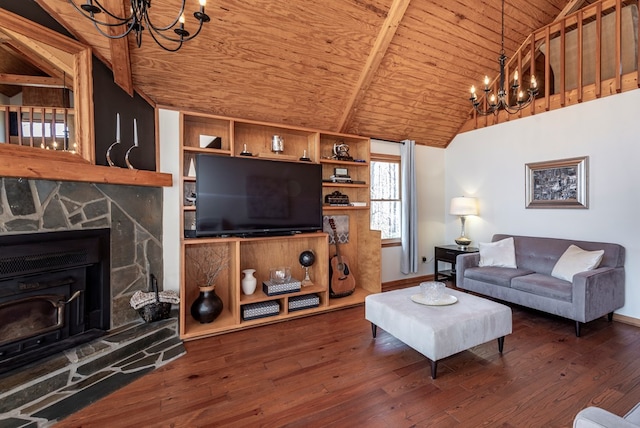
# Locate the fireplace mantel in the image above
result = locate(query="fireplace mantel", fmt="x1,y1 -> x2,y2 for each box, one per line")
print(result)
0,145 -> 172,187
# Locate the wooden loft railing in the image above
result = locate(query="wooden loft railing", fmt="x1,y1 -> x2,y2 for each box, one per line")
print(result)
458,0 -> 639,133
1,105 -> 77,153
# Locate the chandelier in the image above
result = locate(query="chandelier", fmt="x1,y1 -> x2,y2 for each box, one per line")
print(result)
68,0 -> 210,52
469,0 -> 538,115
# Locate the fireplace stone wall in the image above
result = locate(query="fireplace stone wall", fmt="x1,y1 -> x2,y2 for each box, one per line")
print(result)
0,178 -> 163,329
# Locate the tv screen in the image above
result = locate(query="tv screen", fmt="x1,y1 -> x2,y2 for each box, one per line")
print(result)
195,154 -> 323,237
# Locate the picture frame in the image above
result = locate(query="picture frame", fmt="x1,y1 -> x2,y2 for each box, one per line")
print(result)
525,156 -> 589,208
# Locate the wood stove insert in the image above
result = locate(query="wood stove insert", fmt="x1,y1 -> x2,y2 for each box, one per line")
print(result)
0,229 -> 110,374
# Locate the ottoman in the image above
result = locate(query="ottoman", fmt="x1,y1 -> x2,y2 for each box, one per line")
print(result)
365,286 -> 512,378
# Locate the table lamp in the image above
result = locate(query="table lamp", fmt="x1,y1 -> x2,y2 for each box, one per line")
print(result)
450,196 -> 478,248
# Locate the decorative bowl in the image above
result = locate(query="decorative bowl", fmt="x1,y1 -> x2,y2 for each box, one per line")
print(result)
270,266 -> 291,284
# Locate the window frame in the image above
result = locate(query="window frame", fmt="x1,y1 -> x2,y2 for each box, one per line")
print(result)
370,153 -> 402,247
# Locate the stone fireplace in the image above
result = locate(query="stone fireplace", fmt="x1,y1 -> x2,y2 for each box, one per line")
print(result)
0,177 -> 164,326
0,178 -> 183,426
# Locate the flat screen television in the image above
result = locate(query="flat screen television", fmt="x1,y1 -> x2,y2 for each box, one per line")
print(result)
195,154 -> 323,237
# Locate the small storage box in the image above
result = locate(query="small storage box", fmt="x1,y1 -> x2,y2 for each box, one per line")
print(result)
288,294 -> 320,312
242,300 -> 280,321
262,279 -> 301,296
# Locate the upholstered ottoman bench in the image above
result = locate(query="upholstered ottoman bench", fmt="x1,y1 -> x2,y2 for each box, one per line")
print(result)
365,286 -> 512,378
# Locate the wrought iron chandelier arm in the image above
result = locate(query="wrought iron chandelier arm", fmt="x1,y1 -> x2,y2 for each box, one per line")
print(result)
68,0 -> 210,51
146,28 -> 184,52
68,0 -> 132,26
142,0 -> 186,32
91,19 -> 137,40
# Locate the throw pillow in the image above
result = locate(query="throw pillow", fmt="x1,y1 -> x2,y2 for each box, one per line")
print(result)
551,245 -> 605,282
478,237 -> 517,268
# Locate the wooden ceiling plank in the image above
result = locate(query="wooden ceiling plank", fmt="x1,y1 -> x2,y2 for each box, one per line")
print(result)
337,0 -> 412,133
0,73 -> 64,88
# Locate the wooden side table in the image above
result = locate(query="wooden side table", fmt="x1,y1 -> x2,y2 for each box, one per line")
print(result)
434,245 -> 479,283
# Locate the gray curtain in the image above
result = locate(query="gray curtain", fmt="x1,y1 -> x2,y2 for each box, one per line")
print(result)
401,139 -> 418,274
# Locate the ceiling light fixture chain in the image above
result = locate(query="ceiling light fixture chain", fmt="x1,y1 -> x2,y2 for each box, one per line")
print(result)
469,0 -> 538,116
68,0 -> 210,52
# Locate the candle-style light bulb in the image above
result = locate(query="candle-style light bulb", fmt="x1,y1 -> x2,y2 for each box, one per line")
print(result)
199,0 -> 206,6
531,76 -> 538,88
489,94 -> 496,105
179,14 -> 185,25
133,118 -> 138,147
116,113 -> 120,141
513,70 -> 519,83
483,75 -> 490,88
518,90 -> 524,100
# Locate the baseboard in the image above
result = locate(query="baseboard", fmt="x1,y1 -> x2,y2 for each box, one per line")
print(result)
613,313 -> 640,327
382,274 -> 434,292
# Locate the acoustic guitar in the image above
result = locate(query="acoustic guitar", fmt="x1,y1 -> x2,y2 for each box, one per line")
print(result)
328,218 -> 356,298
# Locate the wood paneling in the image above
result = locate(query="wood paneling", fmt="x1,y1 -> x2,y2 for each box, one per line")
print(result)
33,0 -> 568,148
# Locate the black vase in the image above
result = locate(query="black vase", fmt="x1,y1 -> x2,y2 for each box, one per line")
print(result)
190,286 -> 223,323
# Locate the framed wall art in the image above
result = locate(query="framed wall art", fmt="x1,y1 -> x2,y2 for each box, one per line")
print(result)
525,156 -> 589,208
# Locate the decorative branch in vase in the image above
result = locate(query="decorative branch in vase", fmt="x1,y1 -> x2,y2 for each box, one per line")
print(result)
189,246 -> 228,324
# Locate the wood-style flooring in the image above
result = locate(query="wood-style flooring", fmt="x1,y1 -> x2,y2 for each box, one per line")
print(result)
56,297 -> 640,427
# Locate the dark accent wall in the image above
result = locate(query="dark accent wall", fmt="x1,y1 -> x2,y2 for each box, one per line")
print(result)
0,0 -> 157,171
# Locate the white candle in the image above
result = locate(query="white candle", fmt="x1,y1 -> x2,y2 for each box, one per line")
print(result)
116,113 -> 120,141
133,118 -> 138,147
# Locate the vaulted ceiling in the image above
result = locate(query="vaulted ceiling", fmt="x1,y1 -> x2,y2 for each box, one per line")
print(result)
23,1 -> 590,147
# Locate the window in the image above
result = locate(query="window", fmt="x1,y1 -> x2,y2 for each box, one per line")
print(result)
370,154 -> 401,243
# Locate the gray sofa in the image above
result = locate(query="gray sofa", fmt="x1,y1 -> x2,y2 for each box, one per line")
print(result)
456,234 -> 625,336
574,403 -> 640,427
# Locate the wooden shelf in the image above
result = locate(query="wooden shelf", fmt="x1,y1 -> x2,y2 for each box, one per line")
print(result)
322,182 -> 368,188
320,159 -> 369,166
178,111 -> 380,340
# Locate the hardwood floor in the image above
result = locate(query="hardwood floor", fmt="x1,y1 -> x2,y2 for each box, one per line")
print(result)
56,300 -> 640,427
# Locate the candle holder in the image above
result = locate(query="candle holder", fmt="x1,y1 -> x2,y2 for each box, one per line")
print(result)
106,140 -> 121,167
125,145 -> 138,169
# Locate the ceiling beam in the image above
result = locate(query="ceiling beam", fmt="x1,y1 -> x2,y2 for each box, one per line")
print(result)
0,73 -> 65,87
337,0 -> 411,133
104,0 -> 134,96
556,0 -> 589,20
0,39 -> 68,83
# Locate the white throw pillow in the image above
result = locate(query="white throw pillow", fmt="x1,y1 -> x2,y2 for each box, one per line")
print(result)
551,245 -> 604,282
478,237 -> 517,268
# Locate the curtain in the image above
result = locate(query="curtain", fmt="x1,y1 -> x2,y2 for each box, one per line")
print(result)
400,139 -> 418,274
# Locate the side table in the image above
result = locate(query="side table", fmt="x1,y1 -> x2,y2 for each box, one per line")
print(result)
434,245 -> 479,284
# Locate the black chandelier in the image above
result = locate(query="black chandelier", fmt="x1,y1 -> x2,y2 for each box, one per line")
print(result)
68,0 -> 210,52
469,0 -> 538,115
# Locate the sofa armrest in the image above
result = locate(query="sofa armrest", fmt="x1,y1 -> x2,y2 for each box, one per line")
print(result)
572,266 -> 625,322
574,406 -> 639,428
455,253 -> 480,288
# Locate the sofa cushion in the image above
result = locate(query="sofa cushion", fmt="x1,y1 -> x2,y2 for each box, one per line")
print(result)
465,266 -> 534,288
511,273 -> 573,302
479,237 -> 517,268
551,244 -> 605,282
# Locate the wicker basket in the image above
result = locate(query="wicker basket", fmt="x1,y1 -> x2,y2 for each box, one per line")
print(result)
137,275 -> 172,322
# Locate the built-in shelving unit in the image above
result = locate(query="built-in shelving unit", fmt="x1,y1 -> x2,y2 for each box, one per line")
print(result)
179,111 -> 381,340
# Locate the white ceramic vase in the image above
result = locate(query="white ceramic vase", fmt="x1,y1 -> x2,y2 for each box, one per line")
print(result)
241,269 -> 257,295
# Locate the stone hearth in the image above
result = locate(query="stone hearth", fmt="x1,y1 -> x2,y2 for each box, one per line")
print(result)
0,313 -> 184,426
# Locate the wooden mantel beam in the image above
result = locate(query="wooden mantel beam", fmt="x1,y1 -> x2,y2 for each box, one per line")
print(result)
337,0 -> 411,133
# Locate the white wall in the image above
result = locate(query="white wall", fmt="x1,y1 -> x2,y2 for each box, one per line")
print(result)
371,140 -> 446,283
159,109 -> 181,292
446,89 -> 640,319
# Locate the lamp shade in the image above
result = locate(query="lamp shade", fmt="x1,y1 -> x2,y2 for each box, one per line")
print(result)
450,197 -> 478,216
